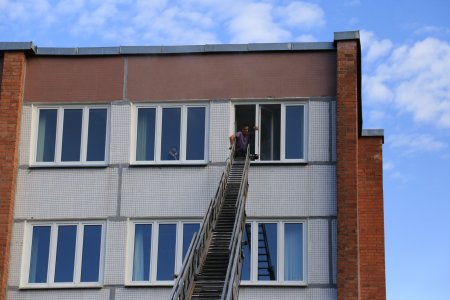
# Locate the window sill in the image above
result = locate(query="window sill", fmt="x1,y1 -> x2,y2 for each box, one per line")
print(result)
19,283 -> 103,289
239,281 -> 308,287
250,160 -> 308,165
29,162 -> 109,168
130,161 -> 208,167
125,282 -> 174,287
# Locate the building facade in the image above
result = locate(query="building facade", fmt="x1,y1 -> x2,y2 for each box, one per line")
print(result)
0,31 -> 385,300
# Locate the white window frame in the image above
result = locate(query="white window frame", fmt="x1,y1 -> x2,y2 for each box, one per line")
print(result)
125,220 -> 201,286
131,104 -> 209,165
20,221 -> 106,289
232,101 -> 308,163
30,105 -> 110,167
240,220 -> 307,286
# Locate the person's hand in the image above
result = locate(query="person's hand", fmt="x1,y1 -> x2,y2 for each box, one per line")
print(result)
253,126 -> 259,131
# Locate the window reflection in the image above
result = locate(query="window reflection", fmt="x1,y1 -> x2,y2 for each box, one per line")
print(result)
161,108 -> 181,161
258,223 -> 277,281
285,106 -> 304,159
29,226 -> 51,283
36,109 -> 57,162
182,223 -> 200,259
87,109 -> 107,161
54,225 -> 77,282
284,223 -> 303,281
133,224 -> 152,281
81,225 -> 102,282
136,108 -> 156,161
241,223 -> 251,280
157,224 -> 176,280
186,107 -> 205,160
61,109 -> 82,162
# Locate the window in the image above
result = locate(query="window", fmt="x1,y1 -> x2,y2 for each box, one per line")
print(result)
241,221 -> 306,285
133,105 -> 208,164
22,222 -> 105,288
128,221 -> 200,285
234,103 -> 307,162
33,106 -> 109,166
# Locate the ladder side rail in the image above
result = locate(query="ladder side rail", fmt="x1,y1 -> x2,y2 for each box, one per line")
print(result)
221,146 -> 251,300
171,231 -> 198,299
170,145 -> 235,300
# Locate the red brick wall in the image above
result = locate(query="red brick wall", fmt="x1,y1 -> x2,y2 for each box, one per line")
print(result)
336,40 -> 360,300
358,137 -> 386,300
0,52 -> 26,299
336,39 -> 386,300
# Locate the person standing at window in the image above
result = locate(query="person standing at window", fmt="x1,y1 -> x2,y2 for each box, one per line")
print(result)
229,125 -> 258,157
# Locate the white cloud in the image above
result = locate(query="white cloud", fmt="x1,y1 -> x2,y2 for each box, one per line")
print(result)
0,0 -> 327,47
414,26 -> 450,36
277,1 -> 325,29
388,133 -> 447,156
228,3 -> 291,43
360,30 -> 393,62
364,34 -> 450,128
72,4 -> 118,35
296,34 -> 317,42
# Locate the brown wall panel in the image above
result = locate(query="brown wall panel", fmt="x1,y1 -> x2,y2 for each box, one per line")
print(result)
127,52 -> 336,101
24,57 -> 124,102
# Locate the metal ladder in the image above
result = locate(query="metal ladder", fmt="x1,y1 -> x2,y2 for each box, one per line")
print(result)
191,159 -> 245,299
170,146 -> 250,300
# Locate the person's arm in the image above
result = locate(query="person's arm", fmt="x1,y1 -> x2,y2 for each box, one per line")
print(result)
229,133 -> 236,149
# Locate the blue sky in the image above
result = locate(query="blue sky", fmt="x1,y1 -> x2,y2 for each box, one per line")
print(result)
1,0 -> 450,299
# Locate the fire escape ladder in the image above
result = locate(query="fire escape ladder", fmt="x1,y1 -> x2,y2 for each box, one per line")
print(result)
170,145 -> 250,300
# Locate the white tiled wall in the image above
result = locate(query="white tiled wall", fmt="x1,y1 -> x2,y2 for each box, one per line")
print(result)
14,168 -> 118,219
239,287 -> 336,300
10,99 -> 337,299
247,165 -> 336,217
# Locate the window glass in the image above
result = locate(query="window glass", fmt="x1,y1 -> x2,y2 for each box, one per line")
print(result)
136,108 -> 156,161
161,108 -> 181,161
80,225 -> 102,282
186,107 -> 206,160
54,225 -> 77,282
182,223 -> 200,259
36,109 -> 57,162
28,226 -> 51,283
133,224 -> 152,281
87,109 -> 107,161
258,223 -> 277,281
156,224 -> 176,280
241,223 -> 251,280
284,223 -> 303,281
61,109 -> 83,162
260,104 -> 281,161
285,106 -> 304,159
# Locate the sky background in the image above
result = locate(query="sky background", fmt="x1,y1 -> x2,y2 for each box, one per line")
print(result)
1,0 -> 449,299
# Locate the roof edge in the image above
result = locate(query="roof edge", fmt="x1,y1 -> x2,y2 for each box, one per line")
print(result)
334,31 -> 360,41
2,42 -> 336,56
361,129 -> 385,143
0,42 -> 36,53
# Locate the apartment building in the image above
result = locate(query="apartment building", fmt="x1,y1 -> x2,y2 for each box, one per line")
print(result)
0,31 -> 385,300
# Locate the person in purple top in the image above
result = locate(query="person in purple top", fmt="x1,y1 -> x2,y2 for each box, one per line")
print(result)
229,124 -> 258,157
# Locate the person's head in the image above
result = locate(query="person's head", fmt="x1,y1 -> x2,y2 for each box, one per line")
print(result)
241,125 -> 249,136
170,146 -> 177,153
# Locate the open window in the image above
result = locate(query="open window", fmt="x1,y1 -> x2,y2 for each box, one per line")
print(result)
234,102 -> 307,162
